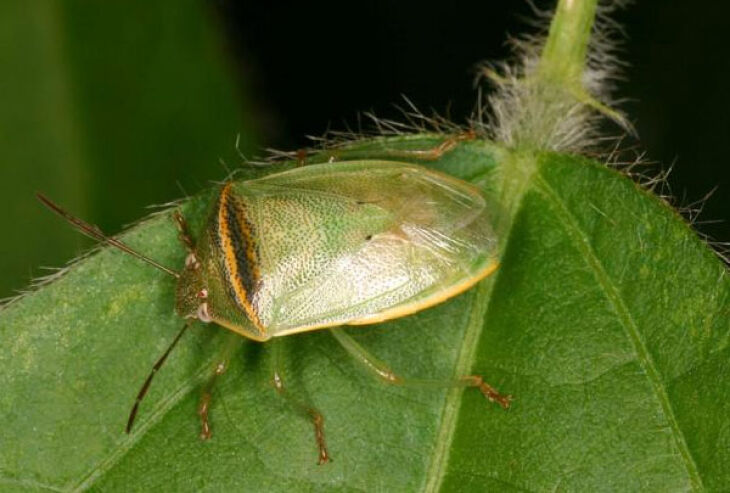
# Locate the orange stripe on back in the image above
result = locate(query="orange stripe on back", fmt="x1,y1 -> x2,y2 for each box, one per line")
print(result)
217,183 -> 266,334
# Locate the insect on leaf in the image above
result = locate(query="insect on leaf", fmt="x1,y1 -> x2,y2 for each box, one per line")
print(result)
1,137 -> 728,492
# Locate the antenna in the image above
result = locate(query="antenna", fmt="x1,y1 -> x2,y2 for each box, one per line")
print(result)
126,321 -> 191,433
36,193 -> 179,279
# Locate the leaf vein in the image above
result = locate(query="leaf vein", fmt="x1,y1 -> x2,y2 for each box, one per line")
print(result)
0,475 -> 66,492
424,280 -> 495,492
536,176 -> 705,491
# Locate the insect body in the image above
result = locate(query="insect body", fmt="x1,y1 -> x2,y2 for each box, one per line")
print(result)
39,159 -> 510,464
178,161 -> 499,339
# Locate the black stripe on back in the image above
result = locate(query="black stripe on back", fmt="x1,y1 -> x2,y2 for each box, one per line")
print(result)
224,194 -> 258,305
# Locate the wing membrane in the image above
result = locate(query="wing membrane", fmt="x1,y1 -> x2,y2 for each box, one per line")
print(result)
232,161 -> 498,334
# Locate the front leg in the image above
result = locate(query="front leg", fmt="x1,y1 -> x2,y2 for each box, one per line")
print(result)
173,210 -> 195,254
197,333 -> 242,440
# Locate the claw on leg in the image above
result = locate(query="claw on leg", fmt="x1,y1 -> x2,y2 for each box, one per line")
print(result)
311,412 -> 330,465
464,375 -> 512,409
197,360 -> 229,441
198,391 -> 212,440
273,370 -> 331,465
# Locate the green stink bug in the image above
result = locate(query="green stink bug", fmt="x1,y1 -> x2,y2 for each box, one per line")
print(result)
38,158 -> 510,464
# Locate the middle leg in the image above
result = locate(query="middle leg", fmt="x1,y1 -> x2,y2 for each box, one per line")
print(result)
270,338 -> 330,465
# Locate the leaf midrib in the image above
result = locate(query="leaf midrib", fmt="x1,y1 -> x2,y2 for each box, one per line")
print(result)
423,157 -> 706,492
423,277 -> 496,492
424,146 -> 534,493
535,174 -> 704,491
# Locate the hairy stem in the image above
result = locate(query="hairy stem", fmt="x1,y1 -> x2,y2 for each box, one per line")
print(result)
539,0 -> 598,85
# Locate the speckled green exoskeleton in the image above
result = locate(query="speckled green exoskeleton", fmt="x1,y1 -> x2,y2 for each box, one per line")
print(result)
39,158 -> 511,464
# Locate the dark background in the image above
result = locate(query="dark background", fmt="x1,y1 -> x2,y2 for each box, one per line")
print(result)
216,0 -> 729,244
1,1 -> 727,299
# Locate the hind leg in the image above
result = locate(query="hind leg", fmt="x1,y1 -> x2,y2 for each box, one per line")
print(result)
330,328 -> 511,408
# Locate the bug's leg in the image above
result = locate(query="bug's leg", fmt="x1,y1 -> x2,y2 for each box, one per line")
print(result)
271,338 -> 330,465
330,328 -> 512,409
173,210 -> 204,270
172,210 -> 195,254
313,131 -> 476,164
378,131 -> 476,161
296,149 -> 308,167
197,333 -> 242,440
329,131 -> 476,163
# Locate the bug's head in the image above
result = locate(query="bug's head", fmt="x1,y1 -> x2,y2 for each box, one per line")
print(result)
175,251 -> 212,323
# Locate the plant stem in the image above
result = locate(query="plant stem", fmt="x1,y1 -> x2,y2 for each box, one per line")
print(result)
539,0 -> 599,85
494,0 -> 602,236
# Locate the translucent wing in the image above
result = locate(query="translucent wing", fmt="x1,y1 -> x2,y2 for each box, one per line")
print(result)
232,161 -> 498,336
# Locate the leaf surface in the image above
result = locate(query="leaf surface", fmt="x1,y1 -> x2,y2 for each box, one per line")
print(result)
0,137 -> 727,492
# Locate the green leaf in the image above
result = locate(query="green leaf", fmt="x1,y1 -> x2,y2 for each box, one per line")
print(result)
1,136 -> 727,491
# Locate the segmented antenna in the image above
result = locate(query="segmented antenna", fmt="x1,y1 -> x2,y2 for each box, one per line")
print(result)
126,321 -> 191,433
36,193 -> 179,278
